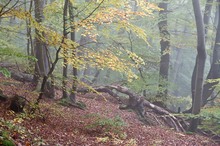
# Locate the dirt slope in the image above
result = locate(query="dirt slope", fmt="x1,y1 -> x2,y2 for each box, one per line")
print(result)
0,75 -> 218,146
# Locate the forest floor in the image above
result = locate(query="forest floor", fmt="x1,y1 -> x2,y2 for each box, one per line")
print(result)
0,74 -> 219,146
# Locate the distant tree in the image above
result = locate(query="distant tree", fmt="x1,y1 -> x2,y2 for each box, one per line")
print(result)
24,0 -> 33,57
189,0 -> 206,132
157,0 -> 170,99
0,0 -> 160,106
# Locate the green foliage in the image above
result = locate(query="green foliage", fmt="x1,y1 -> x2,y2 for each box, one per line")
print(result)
58,98 -> 87,109
0,111 -> 46,145
0,40 -> 36,61
126,72 -> 159,95
199,106 -> 220,134
76,101 -> 87,109
166,96 -> 192,112
0,117 -> 22,146
58,98 -> 71,106
1,139 -> 15,146
0,67 -> 11,77
179,106 -> 220,134
85,115 -> 126,136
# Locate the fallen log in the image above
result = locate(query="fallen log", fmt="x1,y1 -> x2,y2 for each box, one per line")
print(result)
77,85 -> 186,132
10,71 -> 33,82
0,63 -> 33,82
0,92 -> 27,113
0,89 -> 7,101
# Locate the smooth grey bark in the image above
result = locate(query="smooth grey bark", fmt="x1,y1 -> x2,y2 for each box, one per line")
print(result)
91,69 -> 100,84
190,0 -> 214,111
33,0 -> 49,78
69,0 -> 77,103
33,0 -> 55,98
202,1 -> 220,106
62,0 -> 69,99
189,0 -> 220,110
24,0 -> 33,57
189,0 -> 206,132
157,0 -> 170,98
172,48 -> 182,96
204,0 -> 214,41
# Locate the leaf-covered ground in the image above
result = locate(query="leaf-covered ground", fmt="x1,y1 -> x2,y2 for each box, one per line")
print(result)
0,75 -> 218,146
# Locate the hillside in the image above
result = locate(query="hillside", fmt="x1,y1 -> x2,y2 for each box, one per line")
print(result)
0,75 -> 218,146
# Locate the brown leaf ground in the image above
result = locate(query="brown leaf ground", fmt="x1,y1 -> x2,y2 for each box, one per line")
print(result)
0,75 -> 218,146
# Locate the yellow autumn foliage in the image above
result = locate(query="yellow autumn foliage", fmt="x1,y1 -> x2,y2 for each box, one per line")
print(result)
0,0 -> 159,81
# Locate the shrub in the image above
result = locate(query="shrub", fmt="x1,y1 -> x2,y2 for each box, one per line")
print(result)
199,106 -> 220,134
165,96 -> 192,112
85,115 -> 126,136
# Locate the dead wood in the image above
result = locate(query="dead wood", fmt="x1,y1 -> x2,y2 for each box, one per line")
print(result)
10,71 -> 33,82
0,93 -> 27,113
0,89 -> 7,101
0,63 -> 34,82
77,85 -> 186,132
8,95 -> 26,113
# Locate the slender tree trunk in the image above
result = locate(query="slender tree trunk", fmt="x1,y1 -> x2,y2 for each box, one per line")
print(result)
172,48 -> 182,96
204,0 -> 214,41
25,0 -> 33,63
189,0 -> 206,132
62,0 -> 69,99
34,0 -> 44,81
157,0 -> 170,99
201,1 -> 220,106
189,0 -> 220,110
91,69 -> 100,84
189,0 -> 214,112
69,0 -> 77,103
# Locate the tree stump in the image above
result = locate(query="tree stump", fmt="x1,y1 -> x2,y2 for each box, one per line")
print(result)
9,95 -> 26,113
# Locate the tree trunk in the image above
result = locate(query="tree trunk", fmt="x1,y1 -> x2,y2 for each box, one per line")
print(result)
201,0 -> 220,106
69,0 -> 77,103
33,0 -> 54,98
33,0 -> 50,80
91,69 -> 100,84
189,0 -> 214,112
62,0 -> 69,99
24,0 -> 33,57
189,0 -> 206,132
77,85 -> 186,132
33,0 -> 49,79
204,0 -> 214,41
157,0 -> 170,99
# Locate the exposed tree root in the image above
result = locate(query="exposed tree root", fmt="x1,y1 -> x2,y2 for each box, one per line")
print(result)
77,85 -> 186,132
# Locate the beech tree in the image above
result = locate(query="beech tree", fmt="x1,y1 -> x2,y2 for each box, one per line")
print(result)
33,0 -> 55,98
188,0 -> 220,110
189,0 -> 206,132
201,0 -> 220,106
62,0 -> 69,99
33,0 -> 49,82
69,0 -> 77,103
157,0 -> 170,100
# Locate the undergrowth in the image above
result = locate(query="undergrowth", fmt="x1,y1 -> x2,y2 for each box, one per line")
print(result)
199,106 -> 220,135
0,110 -> 46,146
84,114 -> 126,137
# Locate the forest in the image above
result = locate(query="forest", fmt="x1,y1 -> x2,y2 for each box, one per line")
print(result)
0,0 -> 220,145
